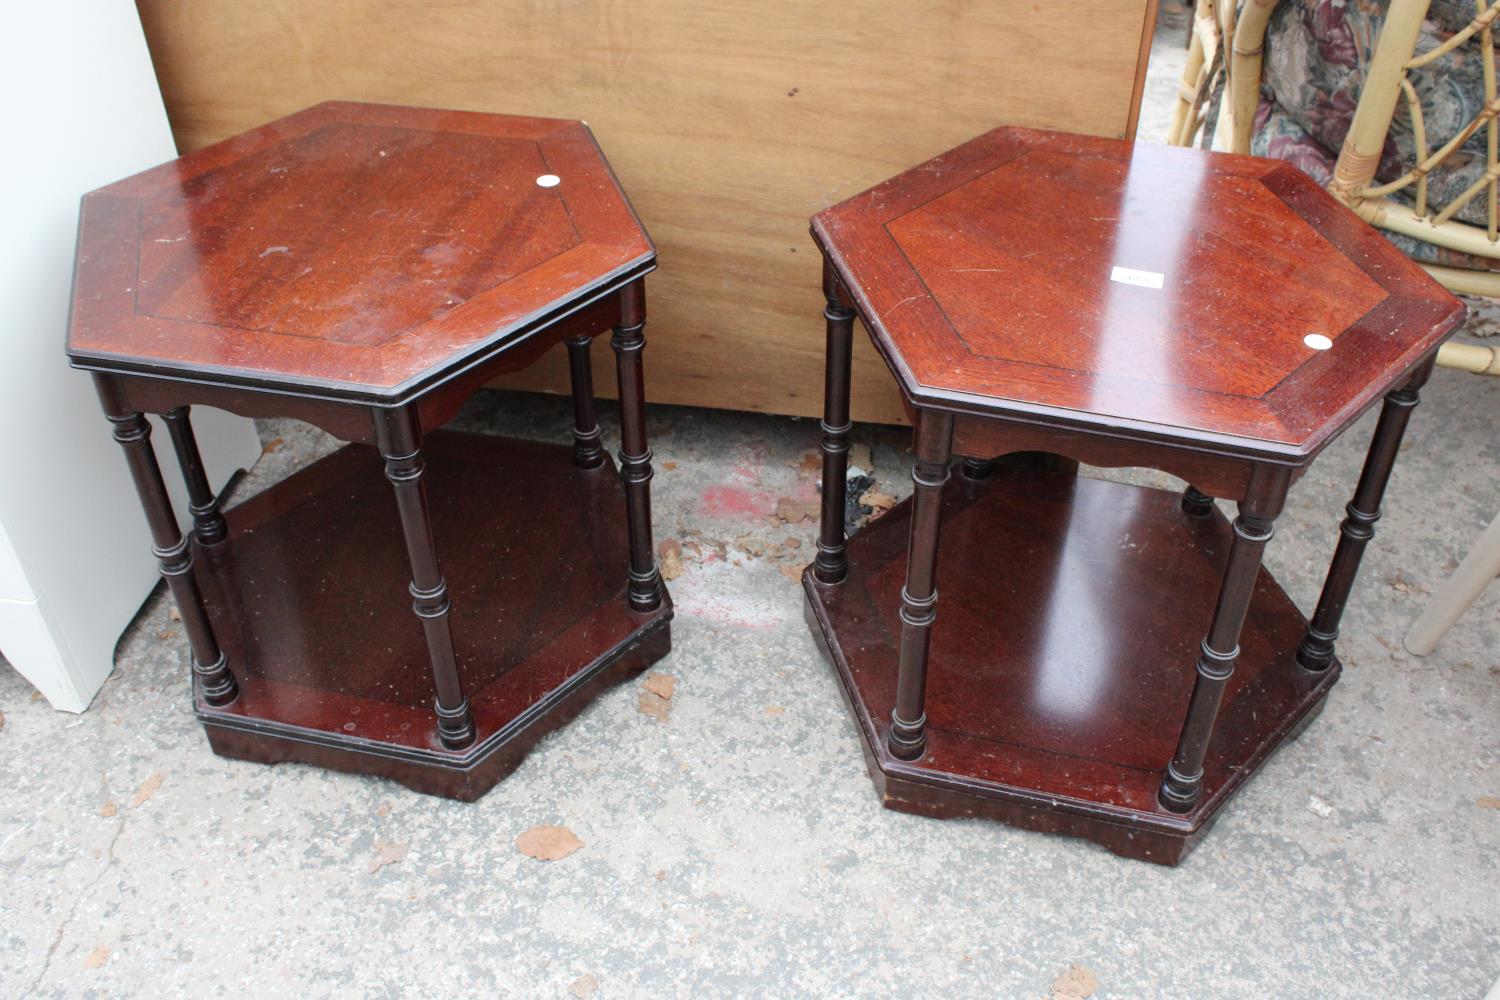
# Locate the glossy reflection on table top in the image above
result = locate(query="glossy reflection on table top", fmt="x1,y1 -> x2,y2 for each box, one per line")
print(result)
68,101 -> 653,396
813,127 -> 1463,456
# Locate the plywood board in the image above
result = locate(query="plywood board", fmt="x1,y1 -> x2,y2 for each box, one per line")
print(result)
137,0 -> 1158,424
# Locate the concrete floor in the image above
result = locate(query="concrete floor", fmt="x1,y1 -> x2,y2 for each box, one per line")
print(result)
4,366 -> 1496,999
4,9 -> 1498,999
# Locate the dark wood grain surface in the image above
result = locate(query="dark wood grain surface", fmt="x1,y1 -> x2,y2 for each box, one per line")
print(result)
805,125 -> 1453,862
812,127 -> 1463,460
74,106 -> 671,798
68,101 -> 654,402
195,430 -> 671,797
804,466 -> 1335,863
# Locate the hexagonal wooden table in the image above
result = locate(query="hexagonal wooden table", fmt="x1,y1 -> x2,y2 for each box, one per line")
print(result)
68,102 -> 671,799
804,127 -> 1464,863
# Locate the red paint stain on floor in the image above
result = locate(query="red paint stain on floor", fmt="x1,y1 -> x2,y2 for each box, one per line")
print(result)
698,484 -> 776,518
728,444 -> 770,484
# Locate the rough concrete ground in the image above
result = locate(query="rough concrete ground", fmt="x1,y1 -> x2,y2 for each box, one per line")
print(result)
3,7 -> 1497,997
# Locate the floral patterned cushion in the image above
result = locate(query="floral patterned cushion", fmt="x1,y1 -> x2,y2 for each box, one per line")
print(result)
1257,0 -> 1497,269
1253,99 -> 1492,268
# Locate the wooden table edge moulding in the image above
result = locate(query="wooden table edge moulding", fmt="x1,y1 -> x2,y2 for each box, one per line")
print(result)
66,101 -> 672,799
801,126 -> 1465,864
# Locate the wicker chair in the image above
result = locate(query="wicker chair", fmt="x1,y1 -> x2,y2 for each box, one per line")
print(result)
1172,0 -> 1500,376
1403,509 -> 1500,652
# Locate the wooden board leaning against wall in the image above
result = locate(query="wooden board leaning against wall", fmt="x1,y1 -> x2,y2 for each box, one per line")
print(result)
137,0 -> 1158,424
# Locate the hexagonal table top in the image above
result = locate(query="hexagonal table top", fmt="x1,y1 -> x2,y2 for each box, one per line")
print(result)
812,127 -> 1464,460
68,102 -> 654,402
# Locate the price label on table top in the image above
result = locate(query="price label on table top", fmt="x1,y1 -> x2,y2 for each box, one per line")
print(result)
1110,266 -> 1165,290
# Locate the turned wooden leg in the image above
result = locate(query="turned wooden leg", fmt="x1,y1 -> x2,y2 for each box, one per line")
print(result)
816,260 -> 856,585
1182,485 -> 1215,518
372,405 -> 474,750
94,377 -> 237,706
888,409 -> 955,761
961,457 -> 996,481
1298,360 -> 1434,671
1160,465 -> 1290,811
162,405 -> 229,545
612,280 -> 663,612
565,334 -> 605,469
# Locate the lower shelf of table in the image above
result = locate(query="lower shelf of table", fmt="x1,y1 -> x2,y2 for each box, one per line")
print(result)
804,464 -> 1337,865
193,429 -> 672,800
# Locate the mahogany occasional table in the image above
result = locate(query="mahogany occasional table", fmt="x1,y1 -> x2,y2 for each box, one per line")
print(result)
804,127 -> 1464,864
67,102 -> 671,799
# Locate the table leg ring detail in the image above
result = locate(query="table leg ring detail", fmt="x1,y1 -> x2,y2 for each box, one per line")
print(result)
627,567 -> 664,611
889,711 -> 928,760
434,697 -> 476,749
814,541 -> 848,585
1159,761 -> 1205,812
899,587 -> 938,628
194,654 -> 238,707
409,580 -> 452,618
152,538 -> 193,575
1182,486 -> 1215,517
1296,627 -> 1338,671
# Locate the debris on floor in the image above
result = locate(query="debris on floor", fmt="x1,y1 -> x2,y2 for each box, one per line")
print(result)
129,773 -> 162,809
1048,963 -> 1098,1000
843,473 -> 875,530
860,489 -> 897,519
773,497 -> 819,524
367,840 -> 408,874
658,539 -> 684,581
734,534 -> 767,557
1388,569 -> 1428,595
516,825 -> 584,862
638,672 -> 676,721
849,441 -> 873,473
788,450 -> 821,474
667,517 -> 815,583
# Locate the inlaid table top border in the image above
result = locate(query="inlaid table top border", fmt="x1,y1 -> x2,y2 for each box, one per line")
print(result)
812,126 -> 1464,463
67,101 -> 655,405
